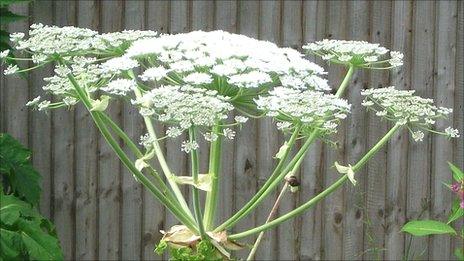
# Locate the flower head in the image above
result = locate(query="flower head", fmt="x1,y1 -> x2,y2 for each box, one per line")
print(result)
304,39 -> 403,69
255,87 -> 351,136
361,86 -> 458,141
126,30 -> 329,97
101,79 -> 137,96
133,85 -> 233,131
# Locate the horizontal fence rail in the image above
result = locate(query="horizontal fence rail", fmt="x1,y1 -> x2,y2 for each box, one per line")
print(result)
0,0 -> 463,260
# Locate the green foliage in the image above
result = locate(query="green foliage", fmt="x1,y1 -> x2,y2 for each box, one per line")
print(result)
448,198 -> 464,224
154,240 -> 222,261
0,133 -> 63,260
449,162 -> 464,182
401,220 -> 456,236
0,192 -> 63,260
0,133 -> 41,206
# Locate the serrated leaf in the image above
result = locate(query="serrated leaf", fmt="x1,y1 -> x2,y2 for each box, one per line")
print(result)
0,189 -> 37,225
401,220 -> 457,236
0,133 -> 41,205
448,162 -> 464,182
0,8 -> 27,24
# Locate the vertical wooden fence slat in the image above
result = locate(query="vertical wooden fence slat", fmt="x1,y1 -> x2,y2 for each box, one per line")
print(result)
121,1 -> 145,259
98,1 -> 123,259
74,1 -> 99,259
255,1 -> 281,259
365,1 -> 392,260
406,2 -> 436,259
52,2 -> 76,259
191,0 -> 214,174
4,4 -> 29,145
385,1 -> 412,259
30,0 -> 53,220
322,2 -> 348,259
233,1 -> 259,259
452,2 -> 464,259
278,1 -> 303,260
342,2 -> 369,260
299,1 -> 326,259
166,0 -> 189,236
430,1 -> 457,259
142,2 -> 169,260
214,0 -> 237,230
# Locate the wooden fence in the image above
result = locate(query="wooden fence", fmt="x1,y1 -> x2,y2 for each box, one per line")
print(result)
1,0 -> 463,260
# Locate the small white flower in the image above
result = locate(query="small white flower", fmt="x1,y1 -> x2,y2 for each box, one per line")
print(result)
140,67 -> 170,81
101,57 -> 138,74
203,132 -> 218,142
183,72 -> 213,85
139,133 -> 154,149
10,32 -> 25,42
166,127 -> 183,138
338,54 -> 352,62
63,96 -> 78,106
0,50 -> 10,59
37,100 -> 51,111
101,79 -> 136,96
364,56 -> 378,62
412,131 -> 424,142
4,64 -> 19,75
276,121 -> 292,130
181,140 -> 199,153
234,116 -> 249,123
26,96 -> 41,107
445,127 -> 460,138
223,128 -> 236,140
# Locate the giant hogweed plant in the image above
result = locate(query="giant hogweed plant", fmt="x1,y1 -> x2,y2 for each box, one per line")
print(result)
1,25 -> 460,259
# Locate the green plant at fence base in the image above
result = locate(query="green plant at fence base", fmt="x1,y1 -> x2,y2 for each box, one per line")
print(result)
2,25 -> 460,260
401,162 -> 464,261
0,133 -> 63,260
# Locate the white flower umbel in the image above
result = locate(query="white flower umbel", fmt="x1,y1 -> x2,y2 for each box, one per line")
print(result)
126,31 -> 330,95
100,57 -> 139,75
133,85 -> 234,132
361,86 -> 458,141
101,79 -> 137,96
255,87 -> 351,136
304,39 -> 403,69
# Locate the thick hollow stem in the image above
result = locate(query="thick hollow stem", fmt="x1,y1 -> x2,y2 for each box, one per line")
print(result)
66,73 -> 199,233
229,123 -> 402,240
203,124 -> 223,230
214,125 -> 303,232
189,127 -> 207,238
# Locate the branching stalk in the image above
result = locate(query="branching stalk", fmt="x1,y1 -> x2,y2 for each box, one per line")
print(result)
229,123 -> 402,240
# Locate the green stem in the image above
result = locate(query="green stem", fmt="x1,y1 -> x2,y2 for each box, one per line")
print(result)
214,125 -> 306,232
65,72 -> 199,233
98,112 -> 143,158
189,127 -> 207,238
99,111 -> 186,212
335,65 -> 355,97
229,123 -> 402,240
132,84 -> 194,221
203,124 -> 223,230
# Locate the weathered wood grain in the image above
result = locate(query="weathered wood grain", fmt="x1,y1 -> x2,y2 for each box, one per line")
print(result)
98,1 -> 123,259
74,1 -> 99,259
385,1 -> 412,260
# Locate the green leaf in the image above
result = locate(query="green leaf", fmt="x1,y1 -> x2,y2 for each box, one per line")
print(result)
0,228 -> 23,259
0,8 -> 27,24
0,133 -> 41,205
455,247 -> 464,261
448,162 -> 464,182
448,199 -> 464,224
401,220 -> 457,236
18,219 -> 64,260
0,193 -> 37,225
